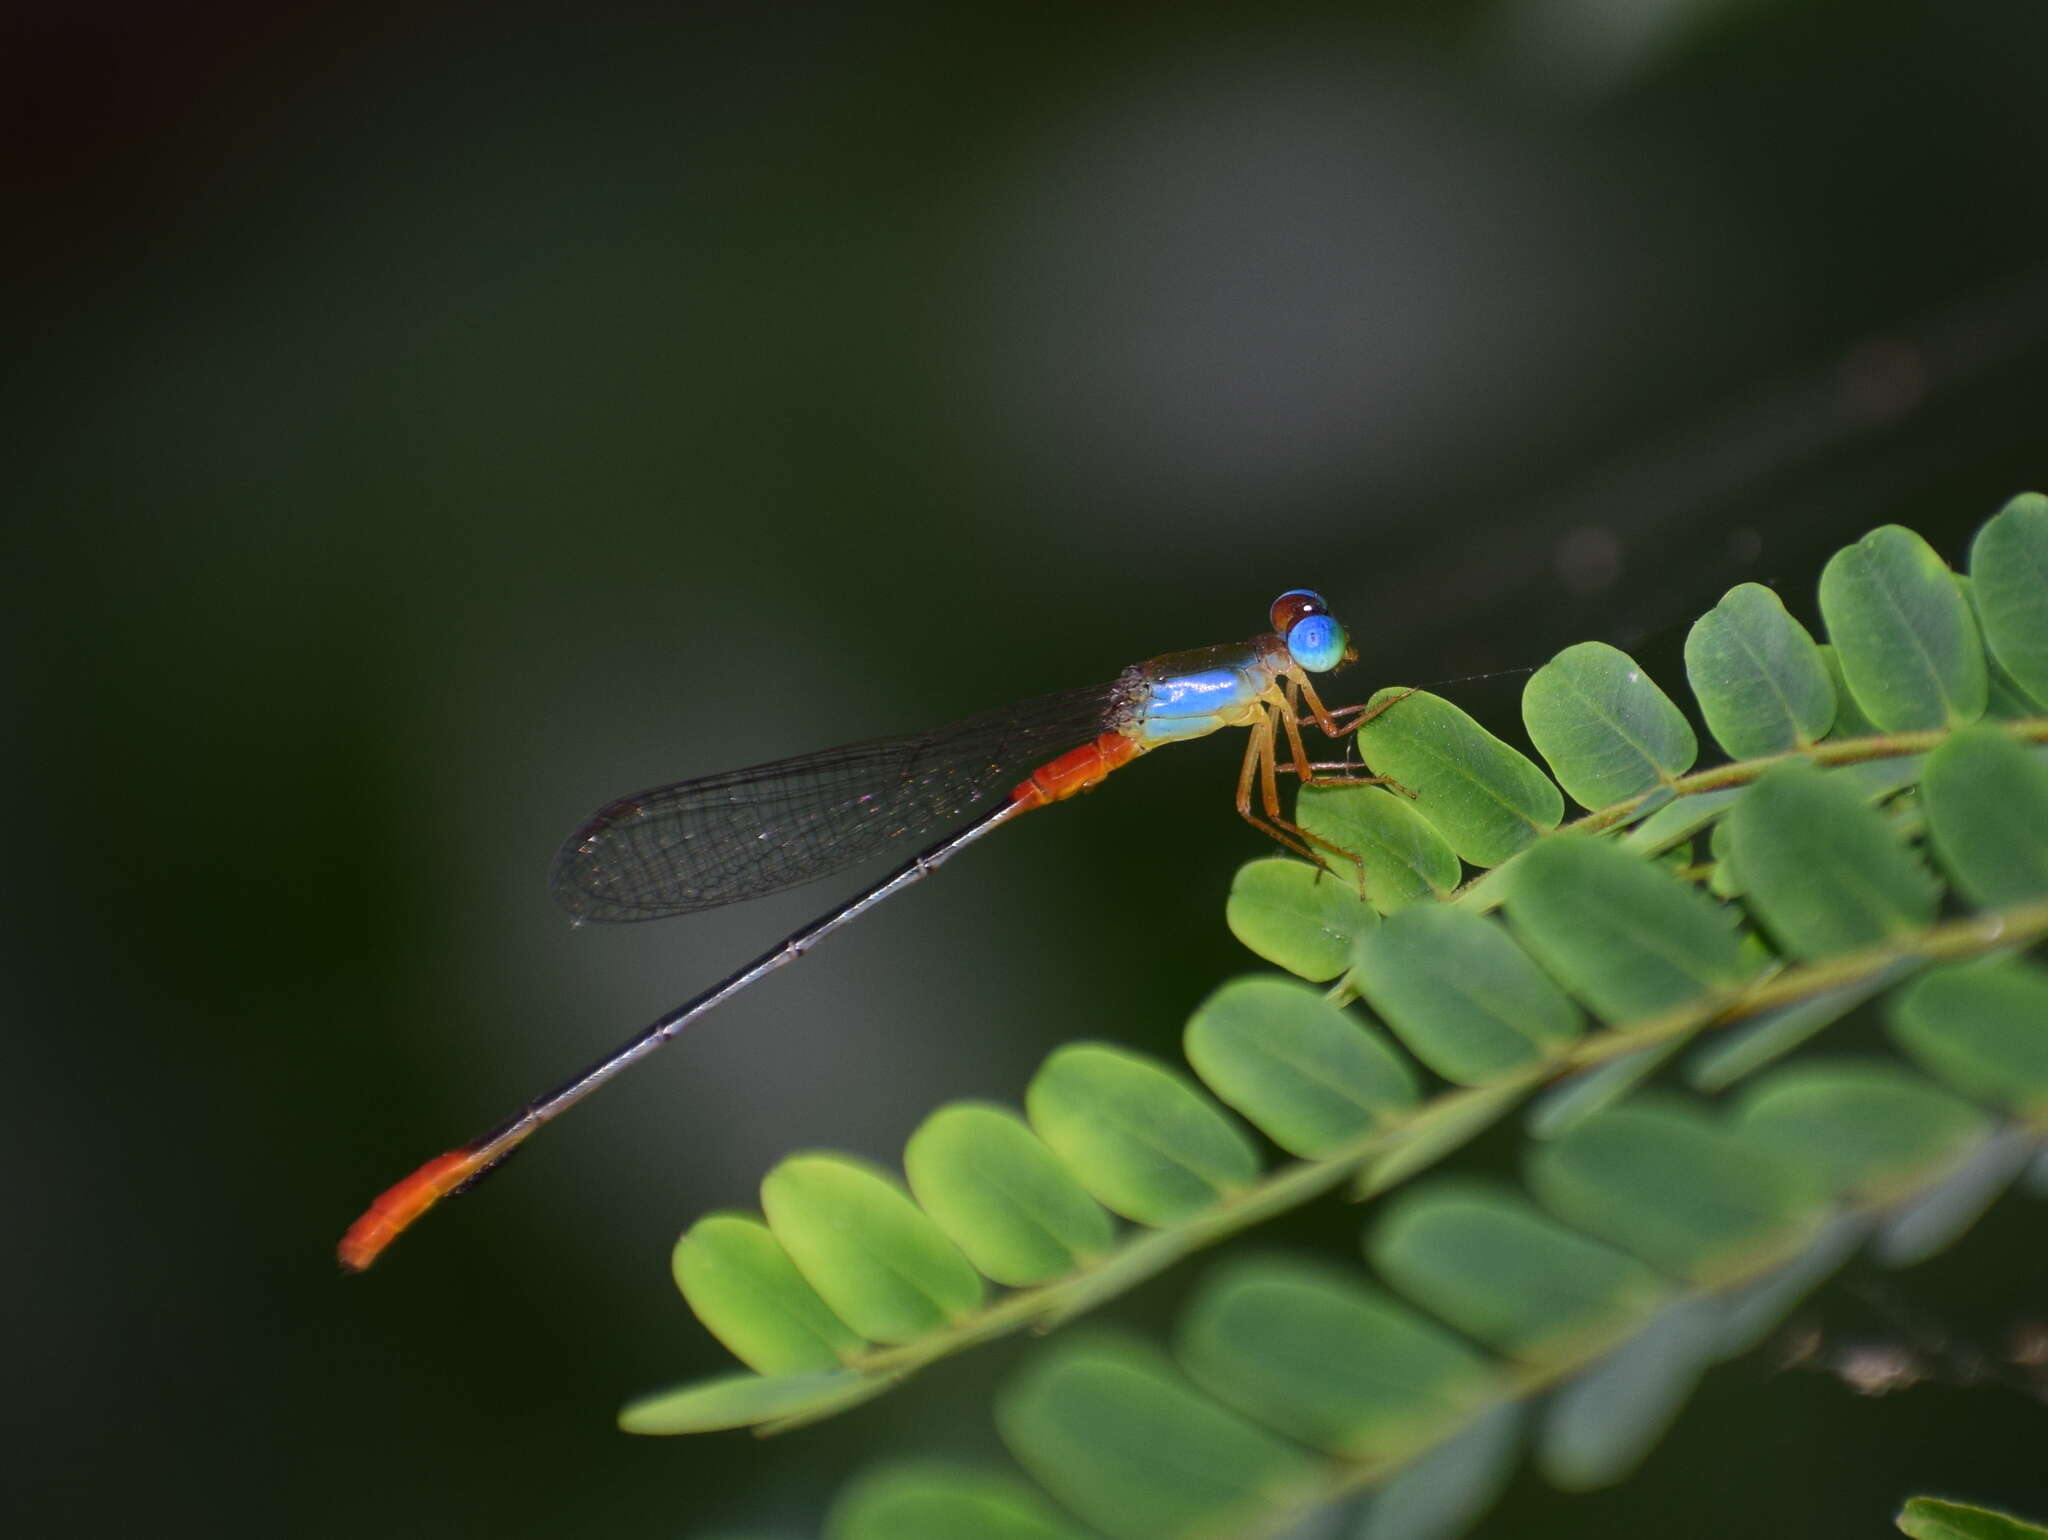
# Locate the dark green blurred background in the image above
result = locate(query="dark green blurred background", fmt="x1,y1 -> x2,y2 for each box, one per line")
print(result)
12,2 -> 2047,1535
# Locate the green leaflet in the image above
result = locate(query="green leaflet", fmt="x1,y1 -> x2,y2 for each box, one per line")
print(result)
1816,644 -> 1883,738
1889,961 -> 2048,1119
1683,582 -> 1836,757
1353,687 -> 1564,867
1176,1259 -> 1498,1463
1352,1402 -> 1523,1540
672,1212 -> 864,1374
1713,1215 -> 1866,1357
618,1369 -> 884,1435
1351,905 -> 1583,1084
1838,751 -> 1930,801
1968,492 -> 2048,705
1353,1078 -> 1538,1199
1719,759 -> 1938,959
1957,575 -> 2047,719
1504,836 -> 1756,1021
761,1154 -> 984,1343
1649,834 -> 1694,877
1898,1494 -> 2048,1540
1816,524 -> 1987,729
1368,1181 -> 1668,1364
903,1103 -> 1114,1287
1685,966 -> 1913,1092
1921,726 -> 2048,908
1732,1059 -> 1990,1204
1183,975 -> 1417,1157
1525,1100 -> 1823,1286
1225,856 -> 1374,982
1874,1129 -> 2037,1268
1537,1294 -> 1726,1491
996,1334 -> 1318,1540
1522,642 -> 1698,810
827,1462 -> 1091,1540
1706,816 -> 1743,898
1621,785 -> 1743,856
1296,781 -> 1462,912
1527,1043 -> 1682,1140
1027,1044 -> 1261,1224
1986,674 -> 2043,720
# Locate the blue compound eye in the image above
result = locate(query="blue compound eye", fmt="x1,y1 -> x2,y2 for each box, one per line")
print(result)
1287,613 -> 1348,672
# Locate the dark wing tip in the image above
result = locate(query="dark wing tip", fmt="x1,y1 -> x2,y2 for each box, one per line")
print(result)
547,796 -> 685,925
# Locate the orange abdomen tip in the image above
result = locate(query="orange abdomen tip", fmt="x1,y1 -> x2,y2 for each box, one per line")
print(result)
338,1148 -> 491,1272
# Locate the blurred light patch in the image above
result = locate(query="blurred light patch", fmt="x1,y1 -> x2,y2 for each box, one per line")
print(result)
1486,0 -> 1764,97
952,41 -> 1644,546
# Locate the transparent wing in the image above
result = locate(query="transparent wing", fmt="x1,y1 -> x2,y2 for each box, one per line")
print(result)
549,677 -> 1136,922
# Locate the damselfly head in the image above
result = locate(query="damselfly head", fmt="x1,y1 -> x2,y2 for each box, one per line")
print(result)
1271,589 -> 1349,673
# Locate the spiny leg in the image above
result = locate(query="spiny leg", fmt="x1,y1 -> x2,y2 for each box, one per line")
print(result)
1278,690 -> 1414,796
1316,683 -> 1418,737
1280,677 -> 1415,796
1279,678 -> 1319,783
1274,760 -> 1417,798
1234,706 -> 1326,867
1237,704 -> 1370,890
1294,671 -> 1352,737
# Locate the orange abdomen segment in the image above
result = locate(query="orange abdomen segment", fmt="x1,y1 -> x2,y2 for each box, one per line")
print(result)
1010,731 -> 1143,808
338,1146 -> 496,1272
